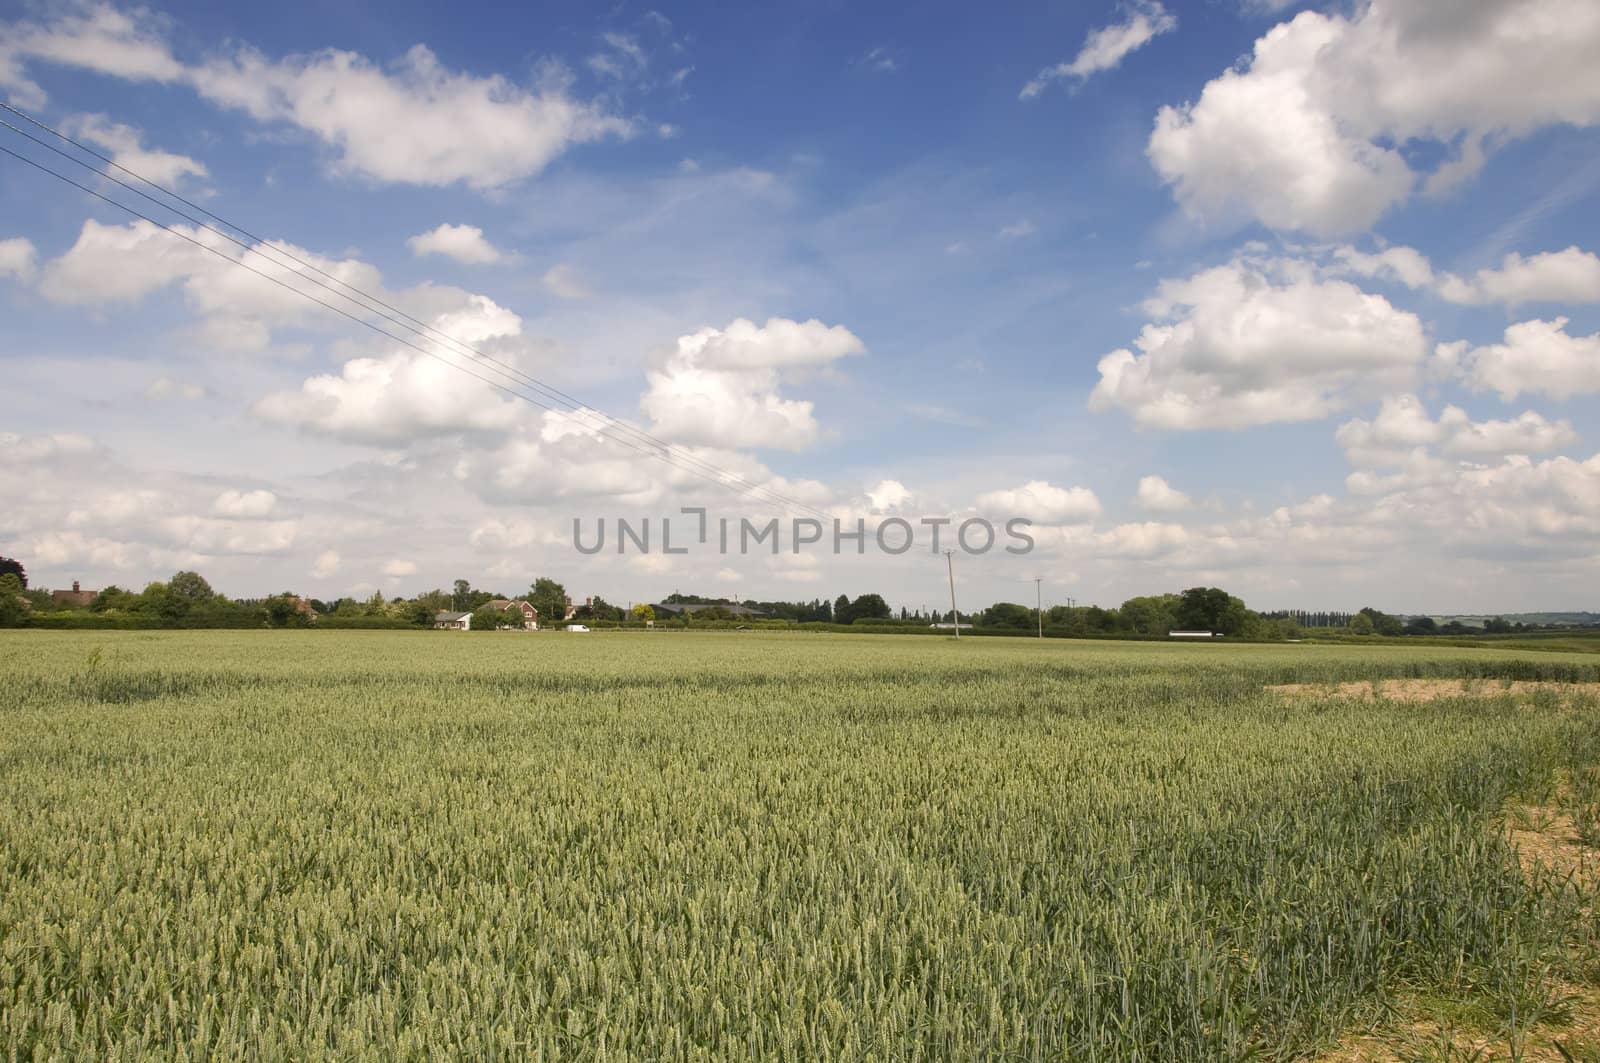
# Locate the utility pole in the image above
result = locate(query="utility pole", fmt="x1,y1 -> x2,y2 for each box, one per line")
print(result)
1034,577 -> 1043,639
944,550 -> 959,639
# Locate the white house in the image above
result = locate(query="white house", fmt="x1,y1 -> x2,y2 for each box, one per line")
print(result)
434,610 -> 471,631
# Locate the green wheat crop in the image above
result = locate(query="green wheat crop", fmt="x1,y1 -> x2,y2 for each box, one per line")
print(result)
2,631 -> 1597,1060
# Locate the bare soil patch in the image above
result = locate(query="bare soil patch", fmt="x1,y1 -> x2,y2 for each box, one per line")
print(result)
1269,678 -> 1600,704
1316,991 -> 1600,1061
1311,793 -> 1600,1061
1508,803 -> 1598,891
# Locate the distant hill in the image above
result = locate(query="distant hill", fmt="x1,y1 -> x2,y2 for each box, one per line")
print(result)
1420,612 -> 1600,628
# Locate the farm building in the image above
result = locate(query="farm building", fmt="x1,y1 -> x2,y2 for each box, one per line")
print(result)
51,581 -> 97,608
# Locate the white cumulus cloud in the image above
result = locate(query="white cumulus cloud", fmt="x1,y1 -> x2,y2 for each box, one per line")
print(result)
977,480 -> 1102,524
0,6 -> 636,190
1089,259 -> 1427,429
1336,394 -> 1579,466
1437,247 -> 1600,306
406,223 -> 507,265
1136,475 -> 1192,512
1149,1 -> 1600,235
212,489 -> 279,518
866,480 -> 914,513
0,3 -> 184,109
254,295 -> 529,444
63,114 -> 208,188
191,44 -> 631,189
640,317 -> 865,451
0,237 -> 37,282
1457,318 -> 1600,400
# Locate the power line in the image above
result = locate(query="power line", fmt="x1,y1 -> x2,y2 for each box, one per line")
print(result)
0,139 -> 831,518
944,549 -> 960,639
0,107 -> 832,521
0,104 -> 836,522
0,103 -> 829,519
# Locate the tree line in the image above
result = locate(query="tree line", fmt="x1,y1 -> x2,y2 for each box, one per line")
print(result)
0,556 -> 1578,638
972,588 -> 1279,637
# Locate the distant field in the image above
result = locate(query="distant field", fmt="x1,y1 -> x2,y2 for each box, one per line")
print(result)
3,631 -> 1598,1059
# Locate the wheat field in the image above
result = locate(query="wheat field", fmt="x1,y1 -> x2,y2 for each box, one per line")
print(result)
2,631 -> 1598,1060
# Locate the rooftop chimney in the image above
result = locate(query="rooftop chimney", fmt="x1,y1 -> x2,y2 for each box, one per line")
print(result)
73,581 -> 80,592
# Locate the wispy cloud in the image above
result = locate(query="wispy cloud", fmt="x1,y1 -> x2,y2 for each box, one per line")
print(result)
1020,0 -> 1176,99
542,263 -> 591,300
908,403 -> 986,428
588,32 -> 648,80
861,46 -> 900,73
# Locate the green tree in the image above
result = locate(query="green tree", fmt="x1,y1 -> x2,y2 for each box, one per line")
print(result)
528,578 -> 568,626
452,579 -> 474,612
1174,587 -> 1254,636
470,603 -> 508,631
136,582 -> 186,625
1483,616 -> 1513,634
0,573 -> 25,628
848,594 -> 891,623
0,599 -> 22,629
982,602 -> 1032,629
573,595 -> 624,622
1349,612 -> 1376,635
90,585 -> 137,613
0,557 -> 26,589
833,594 -> 852,625
631,604 -> 655,623
1358,606 -> 1403,637
1083,605 -> 1119,632
263,593 -> 311,628
412,588 -> 451,613
402,599 -> 435,627
1119,594 -> 1180,635
1047,606 -> 1093,636
168,570 -> 215,606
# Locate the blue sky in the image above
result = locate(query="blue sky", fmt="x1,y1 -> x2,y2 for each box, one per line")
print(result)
2,0 -> 1598,614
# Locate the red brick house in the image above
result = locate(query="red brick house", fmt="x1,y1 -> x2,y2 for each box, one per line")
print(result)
51,581 -> 96,608
486,599 -> 539,629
